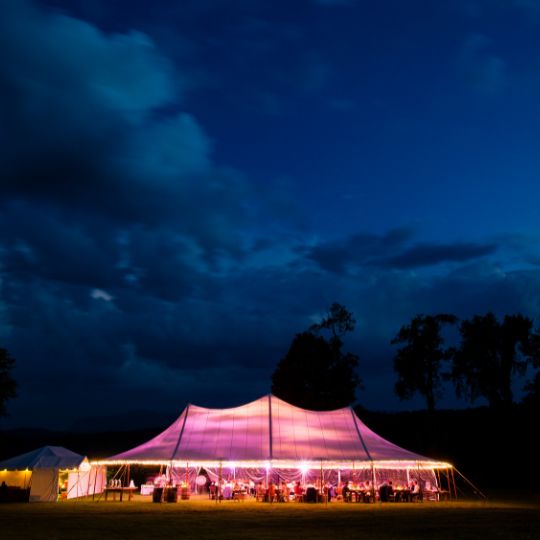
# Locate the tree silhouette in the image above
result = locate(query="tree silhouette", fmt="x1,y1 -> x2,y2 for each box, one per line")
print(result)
0,347 -> 17,417
309,302 -> 356,338
391,313 -> 457,412
522,326 -> 540,411
451,313 -> 532,409
271,303 -> 360,410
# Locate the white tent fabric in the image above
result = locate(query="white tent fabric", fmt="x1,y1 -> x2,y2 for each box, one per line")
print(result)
0,446 -> 105,502
0,446 -> 85,471
98,395 -> 451,470
29,468 -> 59,502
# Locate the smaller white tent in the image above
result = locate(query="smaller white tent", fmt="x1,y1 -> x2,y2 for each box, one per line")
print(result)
0,446 -> 105,502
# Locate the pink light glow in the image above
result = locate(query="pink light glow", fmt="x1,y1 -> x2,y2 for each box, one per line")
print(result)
100,395 -> 451,469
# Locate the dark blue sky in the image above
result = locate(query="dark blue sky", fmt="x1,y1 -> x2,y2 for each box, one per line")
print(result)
1,0 -> 539,429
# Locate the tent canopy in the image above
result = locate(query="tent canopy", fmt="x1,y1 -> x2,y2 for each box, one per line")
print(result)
0,446 -> 98,502
97,395 -> 450,469
0,446 -> 85,471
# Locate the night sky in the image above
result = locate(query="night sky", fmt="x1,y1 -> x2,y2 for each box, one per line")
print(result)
2,0 -> 540,430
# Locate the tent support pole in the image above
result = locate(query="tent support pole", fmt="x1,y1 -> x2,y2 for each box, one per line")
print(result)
452,466 -> 487,500
321,461 -> 328,506
91,466 -> 98,501
371,463 -> 376,503
218,461 -> 222,504
435,468 -> 441,493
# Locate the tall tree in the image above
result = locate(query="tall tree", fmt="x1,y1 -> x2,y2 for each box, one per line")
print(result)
451,313 -> 531,409
271,303 -> 360,410
0,347 -> 17,417
309,302 -> 356,339
391,313 -> 457,412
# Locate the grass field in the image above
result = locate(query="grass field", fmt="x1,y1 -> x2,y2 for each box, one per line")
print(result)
1,497 -> 539,540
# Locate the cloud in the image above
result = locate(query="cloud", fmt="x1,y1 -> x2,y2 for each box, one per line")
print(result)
303,228 -> 412,274
0,1 -> 259,260
91,289 -> 114,302
304,229 -> 496,274
0,2 -> 248,234
385,241 -> 497,269
2,1 -> 540,429
0,1 -> 271,426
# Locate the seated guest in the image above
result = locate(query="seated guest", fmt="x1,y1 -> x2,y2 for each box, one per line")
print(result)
267,481 -> 276,502
387,481 -> 394,501
294,481 -> 303,501
411,480 -> 422,502
363,480 -> 374,503
280,481 -> 290,502
256,482 -> 266,502
324,482 -> 335,501
379,481 -> 389,502
342,481 -> 351,502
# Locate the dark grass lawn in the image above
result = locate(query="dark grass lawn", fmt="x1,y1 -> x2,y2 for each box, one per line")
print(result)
1,498 -> 539,540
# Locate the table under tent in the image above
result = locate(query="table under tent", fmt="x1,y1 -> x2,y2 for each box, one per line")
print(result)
95,395 -> 458,501
0,446 -> 106,502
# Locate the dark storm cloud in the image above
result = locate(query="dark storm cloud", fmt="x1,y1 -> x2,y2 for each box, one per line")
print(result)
0,0 -> 261,298
2,0 -> 540,429
385,241 -> 497,269
0,1 -> 254,249
0,1 -> 270,426
0,202 -> 123,290
304,228 -> 414,274
305,230 -> 496,274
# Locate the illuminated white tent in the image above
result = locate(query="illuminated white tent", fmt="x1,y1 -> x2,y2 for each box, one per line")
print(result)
0,446 -> 106,502
97,395 -> 452,489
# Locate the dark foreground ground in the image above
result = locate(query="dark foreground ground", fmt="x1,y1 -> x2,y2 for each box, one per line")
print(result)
1,498 -> 539,540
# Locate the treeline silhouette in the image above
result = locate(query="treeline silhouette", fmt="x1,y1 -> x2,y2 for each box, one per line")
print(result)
1,305 -> 539,492
391,312 -> 539,412
271,305 -> 539,413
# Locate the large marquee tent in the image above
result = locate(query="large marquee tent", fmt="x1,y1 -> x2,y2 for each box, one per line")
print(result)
96,395 -> 453,492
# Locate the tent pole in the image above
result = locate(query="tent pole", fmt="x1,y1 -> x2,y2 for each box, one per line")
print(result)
371,463 -> 376,503
451,467 -> 457,500
452,465 -> 487,500
91,466 -> 98,501
218,461 -> 222,504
